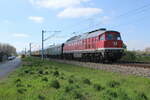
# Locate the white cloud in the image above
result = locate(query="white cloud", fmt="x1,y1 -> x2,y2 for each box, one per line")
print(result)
58,7 -> 103,18
28,16 -> 44,23
30,0 -> 90,9
29,0 -> 104,19
13,33 -> 30,38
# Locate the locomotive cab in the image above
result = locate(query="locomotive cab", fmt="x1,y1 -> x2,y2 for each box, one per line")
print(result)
104,31 -> 123,48
99,31 -> 124,62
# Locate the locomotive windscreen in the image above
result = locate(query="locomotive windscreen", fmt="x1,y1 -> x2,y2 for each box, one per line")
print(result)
106,32 -> 121,40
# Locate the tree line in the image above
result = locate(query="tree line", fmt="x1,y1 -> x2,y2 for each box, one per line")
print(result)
0,43 -> 16,61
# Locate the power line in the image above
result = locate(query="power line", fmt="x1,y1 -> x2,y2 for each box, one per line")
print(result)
116,3 -> 150,18
110,14 -> 150,29
72,3 -> 150,35
91,4 -> 150,29
63,3 -> 150,35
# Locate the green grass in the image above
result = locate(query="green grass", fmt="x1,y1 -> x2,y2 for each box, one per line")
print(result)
0,57 -> 150,100
136,56 -> 150,62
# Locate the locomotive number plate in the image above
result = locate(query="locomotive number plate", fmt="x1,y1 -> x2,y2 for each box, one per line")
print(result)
114,42 -> 117,46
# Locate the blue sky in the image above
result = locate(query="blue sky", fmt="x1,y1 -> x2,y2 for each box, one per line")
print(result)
0,0 -> 150,52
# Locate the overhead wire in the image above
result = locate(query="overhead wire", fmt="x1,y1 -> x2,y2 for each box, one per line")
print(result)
63,3 -> 150,35
76,3 -> 150,34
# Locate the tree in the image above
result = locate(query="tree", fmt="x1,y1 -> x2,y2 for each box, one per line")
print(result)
0,43 -> 16,61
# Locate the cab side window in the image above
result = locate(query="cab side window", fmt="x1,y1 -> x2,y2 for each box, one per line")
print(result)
100,35 -> 105,40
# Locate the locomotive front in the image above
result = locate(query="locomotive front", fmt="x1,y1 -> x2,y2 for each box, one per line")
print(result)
98,31 -> 124,62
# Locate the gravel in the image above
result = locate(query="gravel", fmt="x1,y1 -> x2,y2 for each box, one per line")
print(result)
50,59 -> 150,78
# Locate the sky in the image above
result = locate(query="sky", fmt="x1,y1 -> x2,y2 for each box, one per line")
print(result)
0,0 -> 150,52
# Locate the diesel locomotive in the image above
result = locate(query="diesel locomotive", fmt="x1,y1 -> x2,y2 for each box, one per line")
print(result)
32,28 -> 124,62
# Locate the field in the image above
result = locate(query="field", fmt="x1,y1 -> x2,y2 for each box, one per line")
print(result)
0,57 -> 150,100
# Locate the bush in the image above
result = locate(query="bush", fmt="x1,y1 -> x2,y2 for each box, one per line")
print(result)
121,51 -> 137,61
50,80 -> 60,89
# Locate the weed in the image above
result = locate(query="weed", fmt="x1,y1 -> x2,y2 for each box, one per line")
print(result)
16,83 -> 24,87
50,80 -> 60,89
60,76 -> 64,80
54,67 -> 58,70
118,90 -> 131,100
45,67 -> 48,69
137,92 -> 148,100
24,70 -> 30,74
42,77 -> 48,82
83,78 -> 91,85
53,71 -> 59,77
38,95 -> 45,100
29,71 -> 34,75
17,88 -> 27,94
93,84 -> 105,91
106,90 -> 118,98
38,70 -> 44,75
18,73 -> 24,77
73,91 -> 86,100
108,80 -> 120,88
75,84 -> 80,88
27,84 -> 32,88
45,71 -> 49,75
68,79 -> 74,84
15,79 -> 21,83
64,86 -> 74,93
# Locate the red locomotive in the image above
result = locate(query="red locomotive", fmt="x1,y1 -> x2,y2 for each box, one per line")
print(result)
63,28 -> 124,62
33,28 -> 124,62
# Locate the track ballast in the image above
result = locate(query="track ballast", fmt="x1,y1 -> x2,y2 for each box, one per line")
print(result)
48,58 -> 150,78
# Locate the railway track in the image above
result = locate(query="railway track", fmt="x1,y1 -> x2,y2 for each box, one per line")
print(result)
48,58 -> 150,78
113,61 -> 150,69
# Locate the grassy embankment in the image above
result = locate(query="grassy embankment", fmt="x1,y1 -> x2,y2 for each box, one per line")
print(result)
0,57 -> 150,100
120,51 -> 150,62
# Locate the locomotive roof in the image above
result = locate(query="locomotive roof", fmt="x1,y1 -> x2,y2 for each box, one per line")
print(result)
66,28 -> 107,43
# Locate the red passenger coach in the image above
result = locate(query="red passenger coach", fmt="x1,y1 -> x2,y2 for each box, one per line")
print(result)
63,28 -> 124,62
